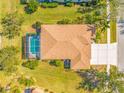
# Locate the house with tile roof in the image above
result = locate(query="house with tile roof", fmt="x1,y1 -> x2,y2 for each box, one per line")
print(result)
24,25 -> 93,69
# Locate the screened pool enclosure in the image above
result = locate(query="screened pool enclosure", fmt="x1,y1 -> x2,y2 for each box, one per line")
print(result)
25,34 -> 40,59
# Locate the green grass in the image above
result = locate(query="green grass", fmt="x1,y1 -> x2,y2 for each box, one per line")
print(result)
0,0 -> 81,30
0,62 -> 83,93
23,5 -> 82,25
0,0 -> 81,24
21,62 -> 83,93
110,19 -> 116,43
118,81 -> 124,93
0,71 -> 9,86
110,1 -> 117,43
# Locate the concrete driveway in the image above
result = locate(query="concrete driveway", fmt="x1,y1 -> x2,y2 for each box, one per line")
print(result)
117,1 -> 124,71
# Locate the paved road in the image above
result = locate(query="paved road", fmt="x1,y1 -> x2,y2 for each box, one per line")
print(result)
117,0 -> 124,71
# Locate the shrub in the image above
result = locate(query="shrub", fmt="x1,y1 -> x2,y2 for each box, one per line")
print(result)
95,32 -> 101,43
32,21 -> 42,29
25,0 -> 39,14
22,60 -> 39,70
32,21 -> 42,33
73,16 -> 84,24
11,86 -> 21,93
41,2 -> 58,8
49,91 -> 54,93
65,2 -> 74,7
49,60 -> 63,67
44,89 -> 49,92
77,7 -> 93,13
20,0 -> 27,4
80,2 -> 87,6
57,18 -> 72,24
86,1 -> 91,6
0,85 -> 5,93
94,10 -> 101,16
18,76 -> 35,87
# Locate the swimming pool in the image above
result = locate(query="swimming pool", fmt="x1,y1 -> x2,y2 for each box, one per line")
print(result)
26,34 -> 40,59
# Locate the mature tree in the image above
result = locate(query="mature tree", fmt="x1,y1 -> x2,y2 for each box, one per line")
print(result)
1,12 -> 23,40
25,0 -> 39,14
78,67 -> 124,93
18,75 -> 35,87
0,46 -> 19,73
76,0 -> 108,31
78,0 -> 118,30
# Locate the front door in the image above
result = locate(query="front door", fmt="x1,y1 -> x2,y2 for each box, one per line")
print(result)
64,59 -> 71,69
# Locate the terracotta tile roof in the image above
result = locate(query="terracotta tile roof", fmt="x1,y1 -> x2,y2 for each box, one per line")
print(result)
40,25 -> 93,69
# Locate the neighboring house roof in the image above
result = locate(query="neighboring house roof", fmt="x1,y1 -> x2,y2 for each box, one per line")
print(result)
41,25 -> 93,69
32,88 -> 44,93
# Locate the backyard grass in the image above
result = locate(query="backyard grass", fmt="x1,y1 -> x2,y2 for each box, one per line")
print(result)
23,5 -> 82,24
0,0 -> 81,24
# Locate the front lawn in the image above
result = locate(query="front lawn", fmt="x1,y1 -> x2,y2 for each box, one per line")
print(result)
110,19 -> 116,43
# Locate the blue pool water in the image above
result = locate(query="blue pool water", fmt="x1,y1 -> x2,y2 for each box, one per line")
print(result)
26,34 -> 40,58
30,35 -> 40,55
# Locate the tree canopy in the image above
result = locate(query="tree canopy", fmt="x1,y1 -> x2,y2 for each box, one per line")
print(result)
1,12 -> 23,39
0,46 -> 19,73
25,0 -> 39,14
77,0 -> 118,32
78,67 -> 124,93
